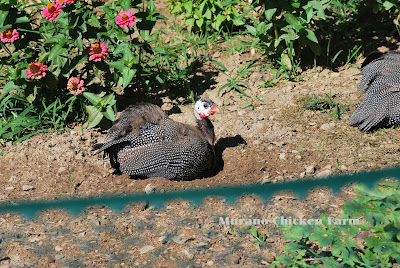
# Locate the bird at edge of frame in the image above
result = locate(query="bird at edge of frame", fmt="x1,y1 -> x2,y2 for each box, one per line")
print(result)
350,50 -> 400,132
93,94 -> 220,180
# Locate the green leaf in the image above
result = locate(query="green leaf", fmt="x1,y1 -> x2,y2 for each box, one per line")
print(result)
182,1 -> 193,13
196,18 -> 204,28
119,0 -> 132,11
122,68 -> 136,88
87,13 -> 101,28
214,14 -> 226,30
265,8 -> 276,21
83,92 -> 102,106
108,61 -> 127,72
385,2 -> 396,10
103,106 -> 116,121
0,10 -> 9,28
283,14 -> 302,31
85,105 -> 103,129
305,28 -> 318,43
48,45 -> 68,61
15,16 -> 30,24
0,81 -> 18,101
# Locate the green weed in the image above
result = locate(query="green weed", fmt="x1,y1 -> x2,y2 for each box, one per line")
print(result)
246,226 -> 269,244
303,90 -> 347,120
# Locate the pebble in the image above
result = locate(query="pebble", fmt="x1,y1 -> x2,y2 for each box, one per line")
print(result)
139,245 -> 155,254
171,234 -> 187,244
305,165 -> 316,174
6,186 -> 15,191
316,170 -> 331,178
252,140 -> 261,145
55,246 -> 63,252
279,153 -> 286,160
320,122 -> 335,130
22,185 -> 34,191
207,260 -> 214,266
144,184 -> 155,194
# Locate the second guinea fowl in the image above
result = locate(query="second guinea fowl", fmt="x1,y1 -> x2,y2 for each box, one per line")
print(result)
95,96 -> 219,180
350,50 -> 400,131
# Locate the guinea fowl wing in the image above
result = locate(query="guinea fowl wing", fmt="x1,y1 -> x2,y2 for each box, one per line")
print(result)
350,51 -> 400,131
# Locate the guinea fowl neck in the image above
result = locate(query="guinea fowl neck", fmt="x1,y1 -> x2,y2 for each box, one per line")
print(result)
196,117 -> 215,145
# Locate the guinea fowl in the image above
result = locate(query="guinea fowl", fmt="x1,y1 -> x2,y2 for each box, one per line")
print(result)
95,96 -> 219,180
349,50 -> 400,131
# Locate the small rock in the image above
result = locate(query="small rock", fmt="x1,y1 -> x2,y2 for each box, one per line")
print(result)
299,172 -> 306,178
139,245 -> 155,254
207,260 -> 214,266
171,234 -> 187,244
144,184 -> 155,194
340,165 -> 347,171
55,255 -> 64,260
177,97 -> 185,103
261,176 -> 270,184
55,246 -> 63,252
213,51 -> 221,58
254,122 -> 267,133
252,140 -> 261,145
5,186 -> 15,191
237,110 -> 245,116
316,170 -> 331,178
320,122 -> 335,130
305,165 -> 316,174
279,153 -> 286,160
22,185 -> 34,191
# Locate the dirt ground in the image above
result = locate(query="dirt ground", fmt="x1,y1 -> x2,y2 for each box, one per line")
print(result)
1,2 -> 400,267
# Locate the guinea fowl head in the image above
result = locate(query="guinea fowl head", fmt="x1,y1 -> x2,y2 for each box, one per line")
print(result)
194,96 -> 219,120
193,95 -> 219,145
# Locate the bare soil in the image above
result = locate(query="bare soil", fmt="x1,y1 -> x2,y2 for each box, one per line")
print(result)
1,2 -> 400,267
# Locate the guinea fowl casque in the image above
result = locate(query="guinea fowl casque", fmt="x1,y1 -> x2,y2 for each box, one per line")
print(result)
350,50 -> 400,131
95,95 -> 219,180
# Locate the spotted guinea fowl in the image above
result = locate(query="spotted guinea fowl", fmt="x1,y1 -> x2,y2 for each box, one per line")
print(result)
349,50 -> 400,131
94,95 -> 219,180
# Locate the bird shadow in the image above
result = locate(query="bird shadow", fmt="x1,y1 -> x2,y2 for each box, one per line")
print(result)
212,135 -> 247,176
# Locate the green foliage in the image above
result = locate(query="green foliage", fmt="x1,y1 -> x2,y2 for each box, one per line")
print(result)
302,90 -> 347,120
166,0 -> 251,34
247,0 -> 330,57
0,0 -> 207,141
272,180 -> 400,267
246,226 -> 269,244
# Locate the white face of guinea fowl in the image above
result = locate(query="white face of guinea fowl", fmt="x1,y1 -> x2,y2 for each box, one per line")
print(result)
194,99 -> 220,120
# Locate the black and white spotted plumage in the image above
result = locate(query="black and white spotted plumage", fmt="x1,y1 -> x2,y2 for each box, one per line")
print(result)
349,51 -> 400,131
95,99 -> 218,180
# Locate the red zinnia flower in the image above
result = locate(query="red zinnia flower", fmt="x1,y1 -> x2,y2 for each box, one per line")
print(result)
43,3 -> 62,22
26,62 -> 48,79
67,77 -> 85,95
88,42 -> 108,62
115,11 -> 136,28
1,28 -> 19,43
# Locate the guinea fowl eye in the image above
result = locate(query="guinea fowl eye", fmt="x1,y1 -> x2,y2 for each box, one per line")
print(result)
203,103 -> 209,108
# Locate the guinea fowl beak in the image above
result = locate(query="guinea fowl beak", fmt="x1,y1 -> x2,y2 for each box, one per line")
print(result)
210,104 -> 220,115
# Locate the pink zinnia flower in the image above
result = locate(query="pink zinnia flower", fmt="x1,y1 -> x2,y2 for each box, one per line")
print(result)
115,11 -> 136,28
88,42 -> 108,62
56,0 -> 75,5
1,28 -> 19,43
67,77 -> 85,95
43,3 -> 62,22
26,62 -> 48,79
